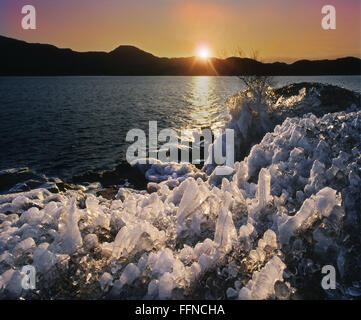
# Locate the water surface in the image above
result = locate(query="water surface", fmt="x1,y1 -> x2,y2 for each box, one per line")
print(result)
0,76 -> 359,179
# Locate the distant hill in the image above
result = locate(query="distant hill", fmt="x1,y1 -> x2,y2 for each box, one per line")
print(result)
0,35 -> 360,76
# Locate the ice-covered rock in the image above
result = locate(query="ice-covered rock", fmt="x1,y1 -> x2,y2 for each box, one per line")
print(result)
54,199 -> 83,255
33,244 -> 69,274
99,272 -> 113,292
108,221 -> 165,258
177,178 -> 209,226
152,248 -> 175,277
158,272 -> 174,299
117,263 -> 140,289
0,269 -> 25,298
257,168 -> 272,210
214,208 -> 237,253
12,237 -> 36,257
279,187 -> 340,245
83,233 -> 98,250
238,256 -> 286,300
85,195 -> 110,230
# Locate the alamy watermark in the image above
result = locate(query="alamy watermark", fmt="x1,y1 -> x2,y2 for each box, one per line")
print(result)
21,5 -> 36,30
322,5 -> 336,30
321,265 -> 336,290
20,4 -> 337,31
21,265 -> 36,290
126,121 -> 234,175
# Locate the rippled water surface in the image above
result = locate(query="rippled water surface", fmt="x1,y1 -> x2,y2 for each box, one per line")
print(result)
0,76 -> 359,179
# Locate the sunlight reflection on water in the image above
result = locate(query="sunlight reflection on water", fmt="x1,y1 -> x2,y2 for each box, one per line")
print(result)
180,76 -> 230,141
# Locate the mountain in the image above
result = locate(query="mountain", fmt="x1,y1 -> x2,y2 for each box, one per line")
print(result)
0,35 -> 360,76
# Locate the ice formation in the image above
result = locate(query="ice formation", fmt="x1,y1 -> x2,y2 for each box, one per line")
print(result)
0,84 -> 360,300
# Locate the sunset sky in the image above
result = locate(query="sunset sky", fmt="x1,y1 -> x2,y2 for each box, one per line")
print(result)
0,0 -> 360,62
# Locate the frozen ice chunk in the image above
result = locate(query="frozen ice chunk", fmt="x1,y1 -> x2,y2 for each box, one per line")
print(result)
348,170 -> 361,187
152,248 -> 175,277
214,208 -> 237,253
99,272 -> 113,292
137,253 -> 149,273
289,147 -> 304,162
33,245 -> 69,274
115,187 -> 134,201
239,223 -> 255,239
296,191 -> 304,203
41,201 -> 62,227
172,259 -> 185,283
314,187 -> 340,217
226,287 -> 238,299
0,269 -> 24,298
117,263 -> 140,288
306,160 -> 326,194
111,222 -> 165,258
261,229 -> 277,250
208,166 -> 235,186
158,272 -> 174,299
194,240 -> 214,258
56,199 -> 83,255
179,245 -> 195,264
238,256 -> 286,300
190,213 -> 202,235
188,262 -> 201,282
246,145 -> 268,179
249,230 -> 277,263
84,234 -> 98,250
0,251 -> 14,271
289,126 -> 303,145
279,197 -> 316,245
12,237 -> 36,256
232,161 -> 248,189
177,178 -> 208,225
12,195 -> 32,210
147,279 -> 159,297
19,207 -> 42,225
279,187 -> 340,245
85,195 -> 110,230
257,168 -> 271,210
198,254 -> 216,272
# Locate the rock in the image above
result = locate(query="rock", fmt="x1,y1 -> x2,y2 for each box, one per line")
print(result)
0,168 -> 47,194
274,280 -> 290,300
147,182 -> 160,194
96,185 -> 119,200
84,234 -> 98,250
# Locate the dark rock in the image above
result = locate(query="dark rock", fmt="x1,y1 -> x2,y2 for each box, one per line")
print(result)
56,181 -> 77,192
72,161 -> 147,190
0,168 -> 47,193
274,280 -> 290,300
272,82 -> 360,119
96,185 -> 119,200
147,182 -> 160,194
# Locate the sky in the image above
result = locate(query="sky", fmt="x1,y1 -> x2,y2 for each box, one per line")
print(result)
0,0 -> 360,62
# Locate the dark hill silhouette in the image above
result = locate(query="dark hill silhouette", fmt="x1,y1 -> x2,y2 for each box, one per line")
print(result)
0,35 -> 360,76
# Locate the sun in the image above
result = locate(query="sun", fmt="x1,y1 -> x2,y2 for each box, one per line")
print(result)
197,45 -> 210,59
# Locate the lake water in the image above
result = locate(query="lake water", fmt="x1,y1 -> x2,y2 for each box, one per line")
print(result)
0,76 -> 360,179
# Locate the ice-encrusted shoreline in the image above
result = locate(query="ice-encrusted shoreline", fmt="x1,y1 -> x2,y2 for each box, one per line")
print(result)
0,83 -> 360,300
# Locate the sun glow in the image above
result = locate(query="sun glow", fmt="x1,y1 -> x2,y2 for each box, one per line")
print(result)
197,45 -> 210,59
